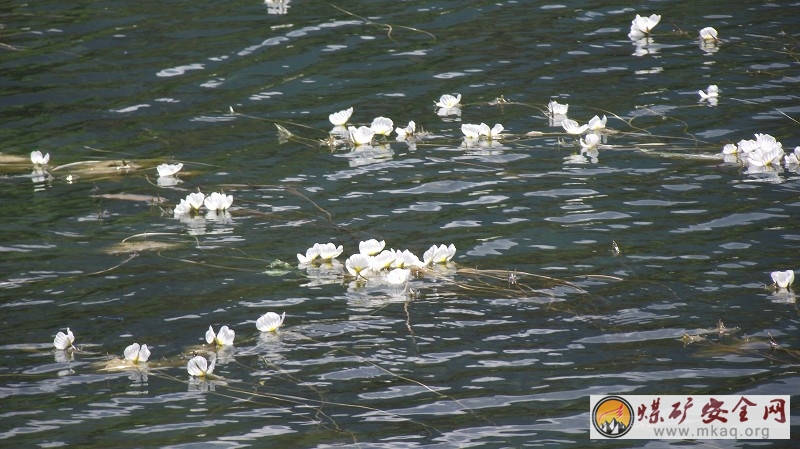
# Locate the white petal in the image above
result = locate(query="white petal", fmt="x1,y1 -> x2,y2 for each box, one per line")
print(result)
187,355 -> 209,376
256,311 -> 286,332
124,343 -> 141,361
217,325 -> 235,346
205,326 -> 216,344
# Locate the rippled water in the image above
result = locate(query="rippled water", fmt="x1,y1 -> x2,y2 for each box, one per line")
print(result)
2,1 -> 799,447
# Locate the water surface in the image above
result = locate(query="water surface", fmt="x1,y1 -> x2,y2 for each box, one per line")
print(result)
1,1 -> 799,447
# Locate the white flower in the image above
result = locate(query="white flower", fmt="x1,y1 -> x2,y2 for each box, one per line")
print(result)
771,270 -> 795,289
124,343 -> 151,363
784,147 -> 800,165
386,268 -> 411,285
345,253 -> 372,277
157,162 -> 183,177
698,84 -> 719,100
206,325 -> 235,346
31,150 -> 50,166
561,119 -> 589,135
587,115 -> 607,132
297,245 -> 320,264
204,192 -> 233,211
187,354 -> 215,377
173,199 -> 192,217
370,116 -> 394,136
722,143 -> 738,155
359,239 -> 385,255
185,192 -> 205,211
423,244 -> 456,265
369,250 -> 396,271
580,133 -> 600,151
435,93 -> 461,108
548,100 -> 568,116
461,123 -> 483,140
628,13 -> 661,40
329,107 -> 353,126
484,123 -> 504,140
699,27 -> 718,42
392,249 -> 424,268
53,327 -> 75,350
747,145 -> 784,168
348,125 -> 374,146
256,311 -> 286,332
317,242 -> 344,260
395,121 -> 416,140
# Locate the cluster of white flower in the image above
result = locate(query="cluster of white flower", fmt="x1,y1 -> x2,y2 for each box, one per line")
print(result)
53,309 -> 287,377
461,122 -> 504,144
722,133 -> 800,173
297,238 -> 456,285
189,312 -> 285,377
328,106 -> 421,147
173,191 -> 233,217
546,102 -> 609,162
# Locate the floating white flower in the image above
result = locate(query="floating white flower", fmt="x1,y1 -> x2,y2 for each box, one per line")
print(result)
423,244 -> 456,265
31,150 -> 50,166
317,242 -> 344,260
395,121 -> 416,140
370,116 -> 394,136
484,123 -> 504,140
386,268 -> 411,285
206,325 -> 235,346
186,192 -> 205,210
348,125 -> 374,146
698,84 -> 719,100
580,133 -> 600,151
369,250 -> 397,271
587,115 -> 607,132
392,249 -> 424,268
174,192 -> 206,217
722,143 -> 738,155
628,13 -> 661,40
561,119 -> 589,135
435,93 -> 461,109
187,354 -> 215,377
345,253 -> 372,278
461,123 -> 483,140
329,107 -> 353,126
157,162 -> 183,177
256,311 -> 286,332
699,27 -> 718,42
53,327 -> 75,350
359,239 -> 385,255
771,270 -> 795,289
548,100 -> 568,116
124,343 -> 151,363
204,192 -> 233,211
173,199 -> 192,217
297,245 -> 321,264
747,145 -> 784,169
784,147 -> 800,166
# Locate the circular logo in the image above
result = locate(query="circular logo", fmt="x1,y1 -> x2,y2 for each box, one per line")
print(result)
592,396 -> 634,438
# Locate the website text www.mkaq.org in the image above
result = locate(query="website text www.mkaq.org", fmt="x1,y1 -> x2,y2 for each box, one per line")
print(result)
653,424 -> 771,439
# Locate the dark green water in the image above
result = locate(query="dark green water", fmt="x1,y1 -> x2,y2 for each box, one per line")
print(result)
1,1 -> 799,447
